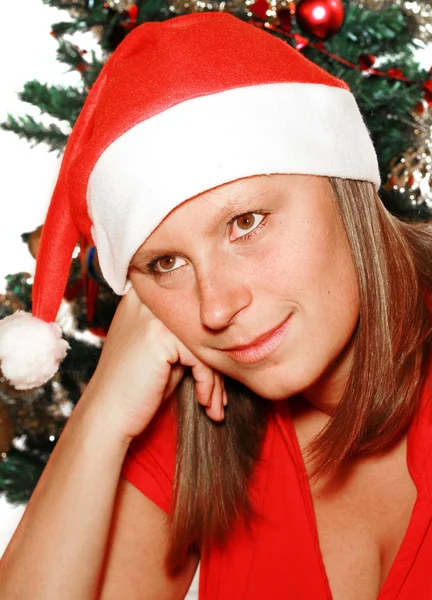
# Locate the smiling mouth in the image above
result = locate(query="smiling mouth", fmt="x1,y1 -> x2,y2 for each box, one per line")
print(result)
222,316 -> 291,364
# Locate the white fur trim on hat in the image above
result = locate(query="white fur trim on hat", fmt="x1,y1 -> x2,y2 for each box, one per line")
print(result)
88,82 -> 380,295
0,311 -> 69,390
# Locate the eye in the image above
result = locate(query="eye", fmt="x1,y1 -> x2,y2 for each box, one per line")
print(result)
151,255 -> 186,274
230,212 -> 266,241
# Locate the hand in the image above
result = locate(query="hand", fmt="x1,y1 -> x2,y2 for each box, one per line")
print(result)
81,286 -> 227,442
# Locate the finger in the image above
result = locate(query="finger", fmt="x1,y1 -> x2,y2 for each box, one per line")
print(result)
206,372 -> 225,422
191,362 -> 215,407
217,374 -> 227,407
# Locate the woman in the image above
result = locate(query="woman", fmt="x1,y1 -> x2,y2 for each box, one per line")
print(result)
1,11 -> 432,600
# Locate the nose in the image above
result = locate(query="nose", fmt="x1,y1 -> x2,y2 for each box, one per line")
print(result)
198,265 -> 252,331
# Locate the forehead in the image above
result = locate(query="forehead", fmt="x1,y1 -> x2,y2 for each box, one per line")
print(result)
152,173 -> 325,230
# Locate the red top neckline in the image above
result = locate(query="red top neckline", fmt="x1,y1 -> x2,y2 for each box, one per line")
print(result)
273,369 -> 432,599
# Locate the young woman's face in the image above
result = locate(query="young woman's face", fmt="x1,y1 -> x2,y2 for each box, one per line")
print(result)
129,174 -> 360,403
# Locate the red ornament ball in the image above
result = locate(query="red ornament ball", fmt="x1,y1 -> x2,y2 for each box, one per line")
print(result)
249,0 -> 270,21
296,0 -> 344,39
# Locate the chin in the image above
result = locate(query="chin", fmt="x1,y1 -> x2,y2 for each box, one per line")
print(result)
227,372 -> 299,402
227,361 -> 321,402
250,385 -> 297,402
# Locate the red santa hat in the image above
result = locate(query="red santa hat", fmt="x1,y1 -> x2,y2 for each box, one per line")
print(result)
0,12 -> 380,390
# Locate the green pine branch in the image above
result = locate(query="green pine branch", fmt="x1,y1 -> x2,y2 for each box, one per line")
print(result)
56,38 -> 88,70
1,115 -> 68,154
50,4 -> 115,36
56,41 -> 104,88
341,4 -> 411,51
19,81 -> 86,126
51,19 -> 90,36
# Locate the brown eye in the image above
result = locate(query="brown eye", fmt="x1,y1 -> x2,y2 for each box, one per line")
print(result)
236,213 -> 256,230
153,255 -> 186,274
230,212 -> 265,241
158,257 -> 176,271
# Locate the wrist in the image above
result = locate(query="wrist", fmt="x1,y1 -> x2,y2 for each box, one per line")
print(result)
73,385 -> 135,448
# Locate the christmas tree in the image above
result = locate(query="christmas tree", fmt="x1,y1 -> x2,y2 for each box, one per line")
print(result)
1,0 -> 431,504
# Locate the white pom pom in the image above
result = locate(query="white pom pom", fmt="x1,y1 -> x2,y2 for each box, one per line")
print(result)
0,311 -> 69,390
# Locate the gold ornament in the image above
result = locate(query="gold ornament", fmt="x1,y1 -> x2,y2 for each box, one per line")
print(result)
384,91 -> 432,210
169,0 -> 247,15
384,145 -> 432,208
355,0 -> 389,9
401,1 -> 432,45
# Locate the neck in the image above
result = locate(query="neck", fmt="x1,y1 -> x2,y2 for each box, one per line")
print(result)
302,344 -> 355,418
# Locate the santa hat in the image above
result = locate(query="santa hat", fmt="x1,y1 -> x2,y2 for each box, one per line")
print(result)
0,12 -> 380,390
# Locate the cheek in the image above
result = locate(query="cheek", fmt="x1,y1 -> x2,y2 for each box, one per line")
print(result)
258,224 -> 320,293
134,282 -> 201,345
268,215 -> 359,336
288,214 -> 357,298
318,227 -> 359,312
298,231 -> 360,353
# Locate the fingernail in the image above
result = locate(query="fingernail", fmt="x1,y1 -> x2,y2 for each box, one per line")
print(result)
223,392 -> 228,407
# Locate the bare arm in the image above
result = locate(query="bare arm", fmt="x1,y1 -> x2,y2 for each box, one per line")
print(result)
98,476 -> 198,600
0,288 -> 222,599
0,391 -> 132,599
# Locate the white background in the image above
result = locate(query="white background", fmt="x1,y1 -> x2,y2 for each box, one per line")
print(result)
0,1 -> 74,290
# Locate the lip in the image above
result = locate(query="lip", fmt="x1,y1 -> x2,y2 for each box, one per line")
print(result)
222,316 -> 291,364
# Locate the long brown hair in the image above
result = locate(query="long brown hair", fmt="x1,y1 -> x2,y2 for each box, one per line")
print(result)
166,176 -> 432,571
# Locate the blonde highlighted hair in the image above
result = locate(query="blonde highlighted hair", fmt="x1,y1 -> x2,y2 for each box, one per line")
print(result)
167,177 -> 432,571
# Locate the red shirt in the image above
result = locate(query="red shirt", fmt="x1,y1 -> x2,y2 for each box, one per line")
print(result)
121,378 -> 432,599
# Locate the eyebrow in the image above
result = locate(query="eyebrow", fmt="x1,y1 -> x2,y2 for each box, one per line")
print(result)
130,187 -> 276,268
130,248 -> 167,269
202,187 -> 274,233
